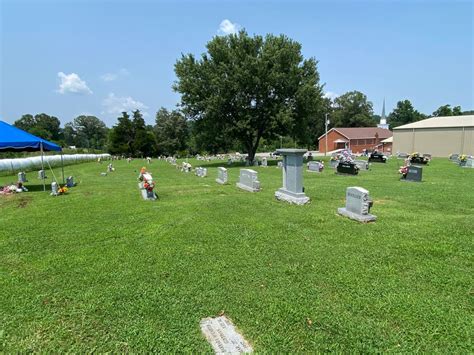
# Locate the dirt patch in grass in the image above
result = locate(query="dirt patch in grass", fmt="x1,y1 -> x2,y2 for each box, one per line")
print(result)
17,197 -> 32,208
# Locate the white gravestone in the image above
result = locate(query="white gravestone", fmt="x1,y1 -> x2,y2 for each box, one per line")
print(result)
236,169 -> 260,192
338,186 -> 376,222
353,160 -> 369,171
461,158 -> 474,168
216,167 -> 228,184
200,316 -> 253,354
195,167 -> 208,177
277,161 -> 283,169
274,149 -> 310,205
38,170 -> 47,179
261,158 -> 268,167
18,172 -> 27,183
50,182 -> 59,196
307,161 -> 322,173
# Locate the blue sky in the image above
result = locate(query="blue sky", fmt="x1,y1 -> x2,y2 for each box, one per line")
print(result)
1,0 -> 473,127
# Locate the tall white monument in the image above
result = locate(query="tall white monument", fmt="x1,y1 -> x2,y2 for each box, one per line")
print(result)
274,148 -> 310,205
377,98 -> 389,129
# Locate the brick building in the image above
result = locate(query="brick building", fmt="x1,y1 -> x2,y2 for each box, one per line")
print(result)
318,127 -> 393,154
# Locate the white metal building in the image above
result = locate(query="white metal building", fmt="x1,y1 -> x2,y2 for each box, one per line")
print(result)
392,115 -> 474,157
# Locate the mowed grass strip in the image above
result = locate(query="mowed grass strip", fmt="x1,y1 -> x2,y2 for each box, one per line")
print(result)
0,157 -> 472,352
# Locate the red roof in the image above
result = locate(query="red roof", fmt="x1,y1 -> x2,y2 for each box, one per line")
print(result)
319,127 -> 392,140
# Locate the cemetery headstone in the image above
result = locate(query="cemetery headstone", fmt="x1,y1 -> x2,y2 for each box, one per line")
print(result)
200,316 -> 253,354
337,161 -> 359,175
66,176 -> 75,187
195,167 -> 208,177
17,172 -> 27,183
138,169 -> 157,200
368,152 -> 387,163
460,158 -> 474,168
236,169 -> 260,192
353,160 -> 369,171
275,149 -> 310,205
253,160 -> 259,167
38,169 -> 47,179
216,167 -> 228,184
401,165 -> 422,182
261,157 -> 268,167
337,186 -> 376,222
330,159 -> 339,168
307,161 -> 323,173
50,182 -> 59,196
449,153 -> 459,162
397,152 -> 409,159
277,161 -> 283,169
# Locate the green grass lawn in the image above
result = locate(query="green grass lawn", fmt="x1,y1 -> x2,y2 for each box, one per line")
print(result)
1,157 -> 472,352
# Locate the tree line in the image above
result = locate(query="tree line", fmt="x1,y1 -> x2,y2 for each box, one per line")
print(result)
12,31 -> 472,159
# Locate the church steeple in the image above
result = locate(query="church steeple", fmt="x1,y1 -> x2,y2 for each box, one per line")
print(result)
377,98 -> 389,129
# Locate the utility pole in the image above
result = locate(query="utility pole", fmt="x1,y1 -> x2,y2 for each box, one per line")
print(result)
324,113 -> 329,157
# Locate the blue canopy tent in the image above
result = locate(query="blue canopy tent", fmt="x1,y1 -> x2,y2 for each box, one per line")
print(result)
0,120 -> 64,191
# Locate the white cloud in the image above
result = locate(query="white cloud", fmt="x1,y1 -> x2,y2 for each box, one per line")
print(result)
102,93 -> 148,115
57,72 -> 92,95
323,91 -> 338,100
218,19 -> 240,35
100,68 -> 130,82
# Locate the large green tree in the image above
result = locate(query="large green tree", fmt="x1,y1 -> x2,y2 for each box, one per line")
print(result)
331,91 -> 375,127
174,31 -> 324,162
388,100 -> 425,128
108,112 -> 134,155
68,115 -> 108,149
154,108 -> 189,155
131,110 -> 156,157
14,113 -> 62,141
432,104 -> 463,117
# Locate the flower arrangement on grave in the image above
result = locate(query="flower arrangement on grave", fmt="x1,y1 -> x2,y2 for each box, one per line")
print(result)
410,152 -> 419,158
459,154 -> 467,162
58,186 -> 68,195
398,165 -> 409,178
143,181 -> 155,192
138,167 -> 156,193
318,161 -> 325,172
339,150 -> 354,163
138,167 -> 147,181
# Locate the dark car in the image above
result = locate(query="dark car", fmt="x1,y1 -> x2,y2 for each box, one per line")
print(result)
368,152 -> 387,163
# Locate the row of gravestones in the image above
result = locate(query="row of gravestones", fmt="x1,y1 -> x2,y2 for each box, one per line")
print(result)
17,170 -> 75,188
449,153 -> 474,168
231,150 -> 376,221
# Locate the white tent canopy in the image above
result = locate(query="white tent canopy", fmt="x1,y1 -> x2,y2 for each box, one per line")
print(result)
0,153 -> 110,173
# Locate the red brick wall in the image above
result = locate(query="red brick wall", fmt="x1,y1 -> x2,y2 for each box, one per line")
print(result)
318,130 -> 348,153
318,130 -> 391,153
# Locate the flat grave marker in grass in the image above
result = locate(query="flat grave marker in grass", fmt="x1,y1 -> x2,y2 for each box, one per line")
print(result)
200,316 -> 253,354
338,186 -> 376,222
